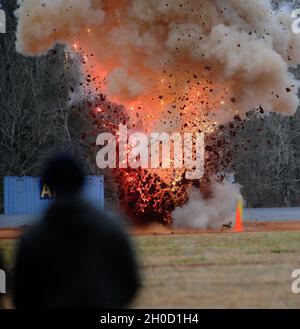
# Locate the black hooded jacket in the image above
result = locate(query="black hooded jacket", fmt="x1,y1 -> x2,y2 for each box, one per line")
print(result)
13,198 -> 139,309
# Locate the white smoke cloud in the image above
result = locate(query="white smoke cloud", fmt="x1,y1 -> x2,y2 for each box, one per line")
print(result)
172,180 -> 239,229
14,0 -> 300,123
106,68 -> 144,101
14,0 -> 105,55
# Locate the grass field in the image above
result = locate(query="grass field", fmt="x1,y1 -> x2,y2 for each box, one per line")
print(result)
1,230 -> 300,308
133,231 -> 300,308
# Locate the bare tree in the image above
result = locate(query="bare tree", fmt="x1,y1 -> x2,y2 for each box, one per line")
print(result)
0,1 -> 80,211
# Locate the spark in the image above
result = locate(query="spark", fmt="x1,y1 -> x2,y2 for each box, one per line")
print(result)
116,10 -> 122,27
64,50 -> 69,60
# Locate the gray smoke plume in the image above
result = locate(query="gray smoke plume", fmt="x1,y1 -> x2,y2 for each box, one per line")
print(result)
172,180 -> 239,229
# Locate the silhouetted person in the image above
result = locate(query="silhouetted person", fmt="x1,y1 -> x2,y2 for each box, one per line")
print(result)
13,154 -> 139,309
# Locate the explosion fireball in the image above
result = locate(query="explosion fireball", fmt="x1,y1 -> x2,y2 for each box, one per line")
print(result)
14,0 -> 300,226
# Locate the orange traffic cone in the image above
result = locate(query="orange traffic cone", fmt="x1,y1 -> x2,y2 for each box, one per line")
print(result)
234,195 -> 244,232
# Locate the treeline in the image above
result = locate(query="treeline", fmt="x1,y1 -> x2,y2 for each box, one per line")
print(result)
0,1 -> 95,212
228,109 -> 300,208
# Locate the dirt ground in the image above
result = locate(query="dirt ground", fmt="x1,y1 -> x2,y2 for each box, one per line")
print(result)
131,221 -> 300,235
0,229 -> 23,240
2,221 -> 300,240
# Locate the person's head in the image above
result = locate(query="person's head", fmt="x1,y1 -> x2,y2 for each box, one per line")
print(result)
42,153 -> 84,198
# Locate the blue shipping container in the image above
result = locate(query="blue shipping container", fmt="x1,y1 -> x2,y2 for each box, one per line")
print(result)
4,176 -> 104,216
